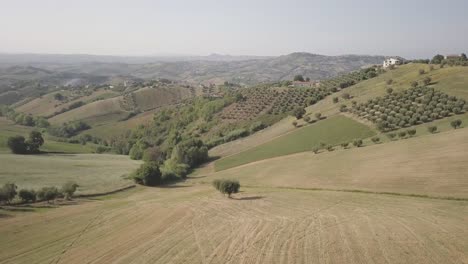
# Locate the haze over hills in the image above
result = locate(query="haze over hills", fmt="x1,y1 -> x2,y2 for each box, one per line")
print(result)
0,52 -> 385,87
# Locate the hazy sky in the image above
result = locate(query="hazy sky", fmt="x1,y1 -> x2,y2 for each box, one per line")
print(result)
1,0 -> 467,58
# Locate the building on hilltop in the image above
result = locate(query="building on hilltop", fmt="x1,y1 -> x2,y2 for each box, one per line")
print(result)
445,54 -> 462,60
383,57 -> 403,68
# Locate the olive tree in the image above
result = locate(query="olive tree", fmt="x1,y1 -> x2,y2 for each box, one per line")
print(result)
427,126 -> 438,133
450,119 -> 462,129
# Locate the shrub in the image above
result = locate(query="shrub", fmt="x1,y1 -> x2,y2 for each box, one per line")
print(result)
353,139 -> 363,147
386,79 -> 393,85
212,179 -> 240,198
303,116 -> 311,123
422,77 -> 432,86
293,75 -> 305,82
314,113 -> 322,120
411,81 -> 418,88
19,189 -> 36,203
332,97 -> 339,103
133,162 -> 162,186
0,183 -> 18,204
340,142 -> 349,149
407,129 -> 417,136
224,129 -> 249,142
339,104 -> 347,112
326,145 -> 334,151
292,121 -> 298,127
61,181 -> 79,200
37,186 -> 60,203
312,147 -> 320,154
419,69 -> 425,75
450,119 -> 462,129
249,121 -> 265,133
371,137 -> 380,143
386,88 -> 393,94
427,126 -> 438,133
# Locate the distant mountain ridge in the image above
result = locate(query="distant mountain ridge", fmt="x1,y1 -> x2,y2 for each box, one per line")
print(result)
0,52 -> 387,99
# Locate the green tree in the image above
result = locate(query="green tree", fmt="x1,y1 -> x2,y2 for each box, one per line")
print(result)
133,162 -> 162,186
315,113 -> 322,120
450,119 -> 462,129
340,142 -> 349,149
292,107 -> 306,119
0,183 -> 18,204
61,181 -> 79,200
7,135 -> 28,154
353,139 -> 363,147
19,189 -> 36,203
293,75 -> 305,82
422,77 -> 432,86
386,87 -> 393,94
212,179 -> 240,198
398,131 -> 407,138
431,54 -> 444,64
371,137 -> 380,143
427,126 -> 438,133
37,187 -> 60,203
407,129 -> 417,136
26,131 -> 44,153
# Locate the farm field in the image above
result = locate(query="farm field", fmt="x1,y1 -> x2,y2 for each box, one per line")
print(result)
0,185 -> 467,264
201,127 -> 468,199
0,153 -> 141,195
214,115 -> 376,171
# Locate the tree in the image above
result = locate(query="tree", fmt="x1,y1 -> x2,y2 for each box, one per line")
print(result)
461,53 -> 467,61
292,121 -> 298,127
419,69 -> 425,75
54,93 -> 65,101
19,189 -> 36,203
305,77 -> 311,82
7,135 -> 27,154
427,126 -> 438,133
212,179 -> 240,198
0,183 -> 17,204
37,187 -> 60,203
340,142 -> 349,149
61,181 -> 79,200
422,77 -> 432,86
315,113 -> 322,120
431,54 -> 444,64
371,137 -> 380,143
333,97 -> 339,103
339,104 -> 347,112
293,75 -> 305,82
26,131 -> 44,153
292,107 -> 306,119
407,129 -> 417,136
303,116 -> 311,123
353,139 -> 363,147
326,145 -> 334,151
386,87 -> 393,94
143,146 -> 165,164
398,131 -> 407,138
450,119 -> 462,129
133,162 -> 162,186
411,81 -> 418,88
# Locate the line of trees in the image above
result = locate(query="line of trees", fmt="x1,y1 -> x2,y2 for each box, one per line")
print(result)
0,181 -> 79,205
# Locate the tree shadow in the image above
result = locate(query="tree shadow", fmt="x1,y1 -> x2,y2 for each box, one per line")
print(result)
0,206 -> 36,212
234,196 -> 264,201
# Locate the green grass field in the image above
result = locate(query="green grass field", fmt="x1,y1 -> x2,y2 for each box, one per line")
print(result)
214,115 -> 376,171
0,118 -> 96,154
0,153 -> 142,195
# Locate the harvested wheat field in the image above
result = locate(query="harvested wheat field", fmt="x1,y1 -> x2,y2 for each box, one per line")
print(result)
1,185 -> 467,264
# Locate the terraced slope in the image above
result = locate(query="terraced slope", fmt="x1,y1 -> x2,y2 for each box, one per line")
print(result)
214,115 -> 376,171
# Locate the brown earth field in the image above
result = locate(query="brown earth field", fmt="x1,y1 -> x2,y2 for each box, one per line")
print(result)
0,184 -> 467,264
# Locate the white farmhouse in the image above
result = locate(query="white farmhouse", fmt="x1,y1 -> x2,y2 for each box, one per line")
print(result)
383,57 -> 402,68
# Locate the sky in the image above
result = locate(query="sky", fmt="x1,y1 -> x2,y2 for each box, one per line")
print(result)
1,0 -> 467,59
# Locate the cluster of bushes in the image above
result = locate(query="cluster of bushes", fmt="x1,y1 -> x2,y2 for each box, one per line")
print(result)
7,131 -> 44,154
0,106 -> 49,128
0,181 -> 79,205
212,179 -> 240,198
351,86 -> 466,131
47,121 -> 91,138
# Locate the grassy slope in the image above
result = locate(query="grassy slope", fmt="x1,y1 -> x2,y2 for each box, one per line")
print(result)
0,153 -> 141,195
198,127 -> 468,199
48,96 -> 125,125
133,86 -> 192,111
215,115 -> 376,171
0,118 -> 96,153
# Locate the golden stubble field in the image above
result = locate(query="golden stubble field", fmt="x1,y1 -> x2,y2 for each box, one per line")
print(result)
1,185 -> 467,264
